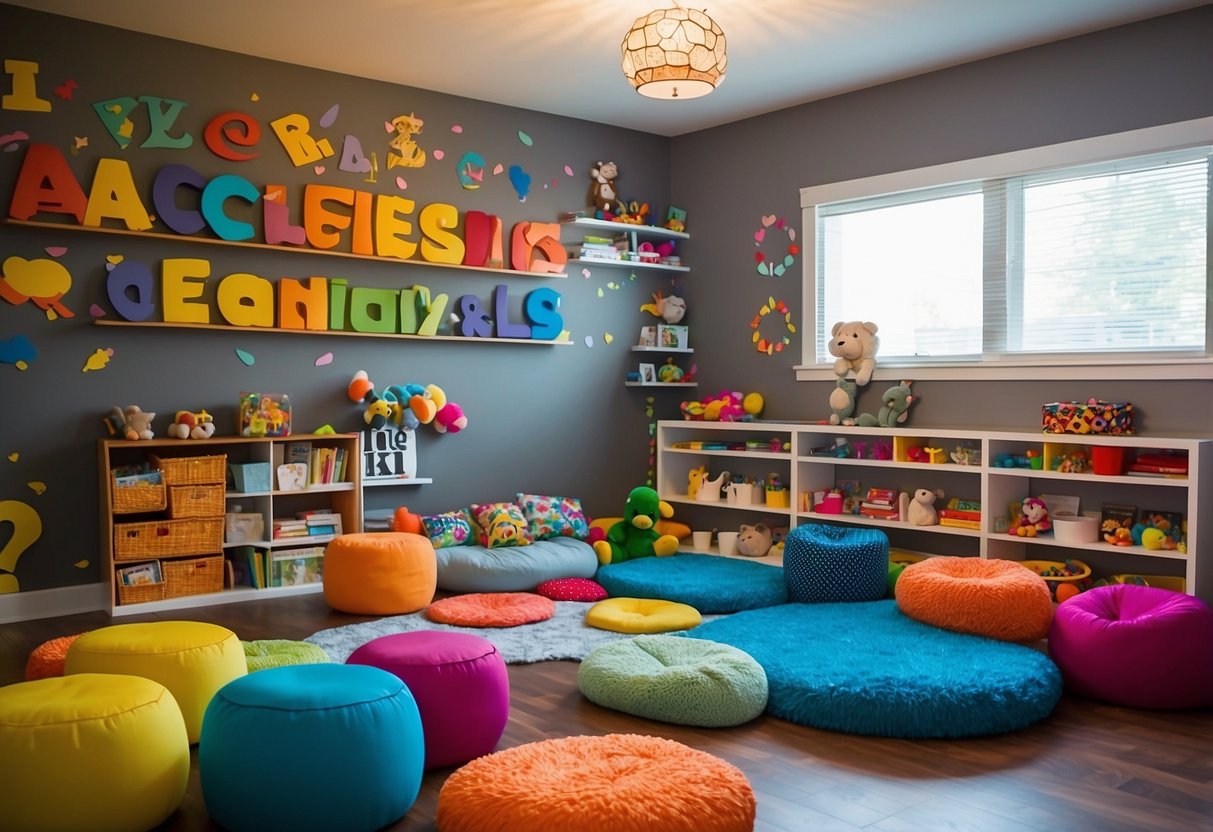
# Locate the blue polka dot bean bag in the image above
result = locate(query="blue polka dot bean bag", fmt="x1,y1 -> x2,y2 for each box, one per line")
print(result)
783,524 -> 887,602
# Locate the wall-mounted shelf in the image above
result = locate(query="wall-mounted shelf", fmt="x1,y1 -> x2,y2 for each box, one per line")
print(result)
626,382 -> 698,388
569,257 -> 688,273
363,477 -> 434,487
94,319 -> 573,346
633,346 -> 694,354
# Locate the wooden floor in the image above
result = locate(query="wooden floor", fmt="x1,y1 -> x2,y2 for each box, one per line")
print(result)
3,593 -> 1211,832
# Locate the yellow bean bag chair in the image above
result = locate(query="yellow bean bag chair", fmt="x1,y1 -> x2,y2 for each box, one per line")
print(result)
0,673 -> 189,832
66,620 -> 246,743
895,556 -> 1053,642
324,532 -> 437,615
585,597 -> 702,634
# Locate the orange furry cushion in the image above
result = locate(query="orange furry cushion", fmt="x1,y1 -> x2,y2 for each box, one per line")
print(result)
895,557 -> 1053,642
425,592 -> 555,628
436,733 -> 755,832
25,634 -> 83,681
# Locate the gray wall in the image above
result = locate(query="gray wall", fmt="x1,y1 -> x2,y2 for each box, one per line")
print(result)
671,5 -> 1213,431
0,5 -> 672,592
3,4 -> 1211,596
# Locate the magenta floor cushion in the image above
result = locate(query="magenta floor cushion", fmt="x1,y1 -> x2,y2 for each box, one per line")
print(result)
346,631 -> 509,769
1048,584 -> 1213,709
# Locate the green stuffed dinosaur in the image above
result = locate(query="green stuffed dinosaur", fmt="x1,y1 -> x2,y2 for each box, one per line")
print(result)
856,380 -> 914,427
593,486 -> 681,566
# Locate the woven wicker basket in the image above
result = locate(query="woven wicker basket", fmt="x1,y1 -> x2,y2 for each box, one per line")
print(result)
163,554 -> 225,598
151,454 -> 228,485
112,479 -> 167,514
113,517 -> 224,560
168,484 -> 226,518
116,578 -> 167,605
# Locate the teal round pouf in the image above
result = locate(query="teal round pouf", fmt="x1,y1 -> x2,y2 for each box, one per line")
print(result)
578,635 -> 768,727
596,554 -> 787,613
241,639 -> 331,671
199,663 -> 424,832
784,523 -> 889,602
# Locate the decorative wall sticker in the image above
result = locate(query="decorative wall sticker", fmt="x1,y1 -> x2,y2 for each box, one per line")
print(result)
74,559 -> 89,569
563,164 -> 574,177
315,351 -> 334,367
753,215 -> 798,277
70,136 -> 87,155
81,347 -> 113,372
584,335 -> 594,348
89,303 -> 106,317
339,134 -> 372,173
106,255 -> 123,267
0,130 -> 29,151
53,79 -> 77,100
581,268 -> 591,278
235,348 -> 255,366
456,152 -> 485,190
269,112 -> 334,166
387,113 -> 426,168
450,124 -> 463,133
395,175 -> 407,189
313,165 -> 325,175
7,453 -> 16,462
365,152 -> 379,184
432,149 -> 445,161
250,92 -> 260,102
604,332 -> 614,344
0,499 -> 43,593
204,111 -> 260,161
492,162 -> 504,175
0,335 -> 36,370
27,482 -> 46,495
750,296 -> 796,355
2,60 -> 52,112
517,130 -> 533,147
508,165 -> 531,202
43,246 -> 66,257
319,104 -> 340,128
0,256 -> 76,319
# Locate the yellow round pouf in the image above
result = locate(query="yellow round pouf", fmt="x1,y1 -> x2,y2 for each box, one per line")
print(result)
585,597 -> 702,634
65,620 -> 246,743
0,673 -> 189,832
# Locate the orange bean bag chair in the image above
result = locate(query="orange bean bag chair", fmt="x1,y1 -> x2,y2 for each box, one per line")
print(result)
324,533 -> 437,615
25,633 -> 83,680
426,592 -> 555,628
436,733 -> 755,832
895,556 -> 1053,642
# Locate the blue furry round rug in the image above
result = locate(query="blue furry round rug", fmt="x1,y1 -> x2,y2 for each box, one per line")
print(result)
687,600 -> 1061,738
596,554 -> 787,614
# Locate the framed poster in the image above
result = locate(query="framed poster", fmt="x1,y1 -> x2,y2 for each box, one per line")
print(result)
638,363 -> 656,383
658,324 -> 689,350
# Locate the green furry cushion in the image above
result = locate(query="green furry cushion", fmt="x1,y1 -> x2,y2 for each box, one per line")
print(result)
242,640 -> 330,672
578,635 -> 767,727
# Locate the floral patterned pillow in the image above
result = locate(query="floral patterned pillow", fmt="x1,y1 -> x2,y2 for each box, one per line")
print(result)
470,501 -> 533,549
421,509 -> 476,549
515,493 -> 591,541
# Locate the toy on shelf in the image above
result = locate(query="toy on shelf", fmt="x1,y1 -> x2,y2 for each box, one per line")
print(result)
167,409 -> 216,440
640,290 -> 686,324
104,405 -> 156,441
827,320 -> 879,386
828,379 -> 857,426
924,446 -> 946,464
615,199 -> 650,225
899,488 -> 945,526
736,523 -> 775,557
664,206 -> 687,233
680,389 -> 762,422
656,357 -> 684,383
346,371 -> 466,435
592,486 -> 680,566
239,393 -> 290,437
1050,448 -> 1090,474
588,161 -> 619,215
1008,496 -> 1052,537
854,381 -> 915,428
950,445 -> 979,465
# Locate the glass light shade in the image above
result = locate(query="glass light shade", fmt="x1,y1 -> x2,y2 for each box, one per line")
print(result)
621,8 -> 727,99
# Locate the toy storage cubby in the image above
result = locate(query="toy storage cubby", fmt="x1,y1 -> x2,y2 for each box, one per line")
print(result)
657,420 -> 1212,601
99,433 -> 362,616
561,217 -> 689,273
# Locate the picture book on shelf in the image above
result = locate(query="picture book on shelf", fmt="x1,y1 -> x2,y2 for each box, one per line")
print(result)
270,546 -> 325,587
116,561 -> 162,586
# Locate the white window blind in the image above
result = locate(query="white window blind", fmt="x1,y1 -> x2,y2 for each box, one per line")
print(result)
807,140 -> 1211,373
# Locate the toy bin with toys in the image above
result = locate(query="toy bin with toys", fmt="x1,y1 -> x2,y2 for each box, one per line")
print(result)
1019,558 -> 1092,601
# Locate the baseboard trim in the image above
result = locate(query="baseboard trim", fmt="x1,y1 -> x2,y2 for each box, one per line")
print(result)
0,583 -> 109,624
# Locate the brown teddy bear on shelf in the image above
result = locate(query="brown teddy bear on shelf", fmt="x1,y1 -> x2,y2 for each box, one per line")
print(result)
588,161 -> 619,214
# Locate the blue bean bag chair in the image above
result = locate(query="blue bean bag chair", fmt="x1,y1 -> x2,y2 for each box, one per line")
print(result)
783,524 -> 888,602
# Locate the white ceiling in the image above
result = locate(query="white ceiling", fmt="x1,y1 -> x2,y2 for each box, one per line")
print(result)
11,0 -> 1208,136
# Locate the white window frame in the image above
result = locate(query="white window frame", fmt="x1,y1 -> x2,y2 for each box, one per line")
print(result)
796,117 -> 1213,382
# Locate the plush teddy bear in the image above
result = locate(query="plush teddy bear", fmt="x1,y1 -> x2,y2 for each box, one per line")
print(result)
736,523 -> 774,557
588,161 -> 619,214
1009,496 -> 1051,537
827,320 -> 879,386
899,488 -> 945,526
592,486 -> 681,566
110,405 -> 156,440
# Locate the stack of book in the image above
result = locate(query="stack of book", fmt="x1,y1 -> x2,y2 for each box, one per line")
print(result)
274,511 -> 343,542
575,234 -> 626,261
938,498 -> 982,529
859,487 -> 899,520
1126,452 -> 1188,478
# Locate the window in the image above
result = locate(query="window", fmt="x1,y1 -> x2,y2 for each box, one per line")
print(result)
799,118 -> 1213,381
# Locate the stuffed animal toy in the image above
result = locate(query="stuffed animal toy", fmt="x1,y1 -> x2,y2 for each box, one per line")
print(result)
592,486 -> 681,566
1009,496 -> 1052,537
640,290 -> 686,324
827,320 -> 879,386
588,161 -> 619,214
736,523 -> 774,557
899,488 -> 945,526
166,409 -> 216,440
855,381 -> 914,427
828,379 -> 857,426
391,506 -> 424,534
433,402 -> 467,433
109,405 -> 156,441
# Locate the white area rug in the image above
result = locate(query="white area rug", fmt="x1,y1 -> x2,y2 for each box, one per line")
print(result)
306,602 -> 718,664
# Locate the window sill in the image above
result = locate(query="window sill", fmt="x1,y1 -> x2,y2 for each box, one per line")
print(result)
794,358 -> 1213,382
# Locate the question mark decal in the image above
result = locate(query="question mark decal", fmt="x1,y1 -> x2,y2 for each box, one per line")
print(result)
0,500 -> 43,593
